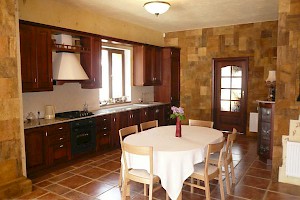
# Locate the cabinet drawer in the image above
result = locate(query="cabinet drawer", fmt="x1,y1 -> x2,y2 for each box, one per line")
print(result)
49,142 -> 71,164
48,123 -> 70,135
96,134 -> 110,152
49,133 -> 69,145
96,115 -> 111,127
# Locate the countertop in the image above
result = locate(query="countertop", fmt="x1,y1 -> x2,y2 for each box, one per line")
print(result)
24,102 -> 168,129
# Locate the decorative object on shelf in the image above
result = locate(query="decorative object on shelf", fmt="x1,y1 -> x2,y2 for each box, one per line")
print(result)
170,106 -> 185,137
144,1 -> 170,16
265,70 -> 276,101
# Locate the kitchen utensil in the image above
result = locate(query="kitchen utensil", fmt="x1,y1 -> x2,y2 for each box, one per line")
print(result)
45,105 -> 55,119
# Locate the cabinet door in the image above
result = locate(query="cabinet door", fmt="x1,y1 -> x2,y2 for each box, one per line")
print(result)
35,26 -> 53,91
20,24 -> 37,92
128,110 -> 141,126
96,114 -> 111,151
170,48 -> 180,103
140,108 -> 150,123
153,47 -> 162,85
81,37 -> 102,89
25,127 -> 47,172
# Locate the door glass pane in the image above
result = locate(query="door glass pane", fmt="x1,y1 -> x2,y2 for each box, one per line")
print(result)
99,50 -> 109,101
221,101 -> 230,111
221,78 -> 231,88
221,66 -> 231,76
231,101 -> 240,112
112,53 -> 123,98
232,66 -> 242,76
221,89 -> 231,100
231,89 -> 241,100
231,78 -> 242,88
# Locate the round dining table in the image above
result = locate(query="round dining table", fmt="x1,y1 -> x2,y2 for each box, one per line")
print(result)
123,125 -> 224,200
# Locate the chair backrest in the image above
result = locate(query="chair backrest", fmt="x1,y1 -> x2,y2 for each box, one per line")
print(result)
140,120 -> 158,131
121,142 -> 154,175
225,128 -> 237,162
205,138 -> 225,173
119,125 -> 138,144
189,119 -> 214,128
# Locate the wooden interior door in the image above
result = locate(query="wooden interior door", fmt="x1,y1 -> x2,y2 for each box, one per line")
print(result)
213,58 -> 248,133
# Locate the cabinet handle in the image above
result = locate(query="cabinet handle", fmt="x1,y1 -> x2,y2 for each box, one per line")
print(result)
59,127 -> 63,130
59,137 -> 63,140
156,109 -> 159,113
145,111 -> 147,115
104,133 -> 107,136
103,118 -> 107,121
103,127 -> 107,130
34,78 -> 37,83
93,78 -> 96,82
50,78 -> 53,82
45,131 -> 48,136
114,118 -> 116,122
59,145 -> 64,148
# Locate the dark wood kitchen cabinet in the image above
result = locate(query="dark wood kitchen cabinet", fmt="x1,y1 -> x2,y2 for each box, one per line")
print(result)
155,47 -> 180,107
257,102 -> 274,163
128,110 -> 141,127
80,36 -> 102,89
47,123 -> 71,165
96,114 -> 111,152
24,127 -> 48,174
149,105 -> 165,126
133,45 -> 162,86
19,23 -> 53,92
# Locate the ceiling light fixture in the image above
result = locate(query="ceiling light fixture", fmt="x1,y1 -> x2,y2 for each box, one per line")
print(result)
144,1 -> 171,16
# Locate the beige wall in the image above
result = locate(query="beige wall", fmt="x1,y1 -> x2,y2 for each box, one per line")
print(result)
18,0 -> 164,46
164,21 -> 278,135
272,0 -> 300,181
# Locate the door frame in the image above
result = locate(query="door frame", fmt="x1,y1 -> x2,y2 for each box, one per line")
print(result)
212,57 -> 249,133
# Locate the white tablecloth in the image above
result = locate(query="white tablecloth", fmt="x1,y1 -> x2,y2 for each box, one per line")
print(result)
123,125 -> 223,200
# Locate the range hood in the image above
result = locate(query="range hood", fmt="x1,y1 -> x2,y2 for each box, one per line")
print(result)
53,34 -> 89,80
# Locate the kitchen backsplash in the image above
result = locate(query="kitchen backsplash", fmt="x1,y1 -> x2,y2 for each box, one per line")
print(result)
22,83 -> 154,119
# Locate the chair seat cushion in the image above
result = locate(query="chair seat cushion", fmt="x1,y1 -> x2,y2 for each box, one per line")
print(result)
129,169 -> 159,180
193,163 -> 218,176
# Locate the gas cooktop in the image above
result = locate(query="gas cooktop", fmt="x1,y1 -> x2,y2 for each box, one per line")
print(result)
55,110 -> 94,119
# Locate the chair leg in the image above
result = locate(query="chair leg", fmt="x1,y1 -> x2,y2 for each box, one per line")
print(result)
121,178 -> 128,200
230,161 -> 236,184
119,166 -> 122,188
149,183 -> 153,200
144,184 -> 148,196
224,162 -> 231,194
219,170 -> 225,200
190,177 -> 194,193
204,178 -> 210,200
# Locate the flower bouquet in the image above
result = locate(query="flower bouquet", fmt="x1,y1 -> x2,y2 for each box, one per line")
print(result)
170,106 -> 185,137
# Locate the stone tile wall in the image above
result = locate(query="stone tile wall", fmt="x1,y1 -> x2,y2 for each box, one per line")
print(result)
0,0 -> 31,198
164,21 -> 278,135
272,0 -> 300,181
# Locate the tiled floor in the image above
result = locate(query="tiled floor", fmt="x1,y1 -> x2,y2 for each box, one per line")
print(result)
19,135 -> 300,200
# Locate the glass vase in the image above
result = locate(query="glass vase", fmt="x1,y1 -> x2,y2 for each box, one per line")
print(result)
176,117 -> 182,137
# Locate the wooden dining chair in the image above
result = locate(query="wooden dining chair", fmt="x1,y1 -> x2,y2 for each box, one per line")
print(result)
184,138 -> 226,200
121,142 -> 160,200
189,119 -> 214,128
140,120 -> 158,131
210,128 -> 237,194
118,125 -> 139,188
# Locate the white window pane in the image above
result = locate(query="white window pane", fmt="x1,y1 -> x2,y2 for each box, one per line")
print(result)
231,101 -> 240,112
221,101 -> 230,111
124,49 -> 131,101
99,50 -> 109,101
221,66 -> 231,76
221,78 -> 231,88
221,89 -> 231,100
112,53 -> 123,98
232,66 -> 242,76
231,89 -> 241,100
232,78 -> 242,88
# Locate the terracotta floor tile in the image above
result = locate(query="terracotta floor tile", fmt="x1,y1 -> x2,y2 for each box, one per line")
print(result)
239,175 -> 271,189
265,191 -> 300,200
35,180 -> 53,187
51,166 -> 76,175
181,190 -> 206,200
246,168 -> 272,179
58,175 -> 92,189
268,182 -> 300,197
98,172 -> 120,186
96,186 -> 122,200
44,183 -> 70,195
225,195 -> 247,200
19,187 -> 48,199
47,172 -> 74,183
231,184 -> 266,200
37,192 -> 67,200
98,160 -> 121,171
31,173 -> 55,184
72,159 -> 94,168
63,190 -> 97,200
251,160 -> 272,171
76,180 -> 114,196
70,164 -> 94,174
79,167 -> 110,179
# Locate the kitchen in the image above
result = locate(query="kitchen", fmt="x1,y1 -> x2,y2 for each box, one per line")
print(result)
1,0 -> 300,199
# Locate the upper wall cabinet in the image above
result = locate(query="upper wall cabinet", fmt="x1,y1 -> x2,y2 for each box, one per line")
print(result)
80,36 -> 102,89
20,23 -> 53,92
133,45 -> 162,86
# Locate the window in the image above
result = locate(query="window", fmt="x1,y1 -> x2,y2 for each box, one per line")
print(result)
99,44 -> 131,102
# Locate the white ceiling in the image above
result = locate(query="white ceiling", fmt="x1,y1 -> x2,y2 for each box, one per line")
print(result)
62,0 -> 279,33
